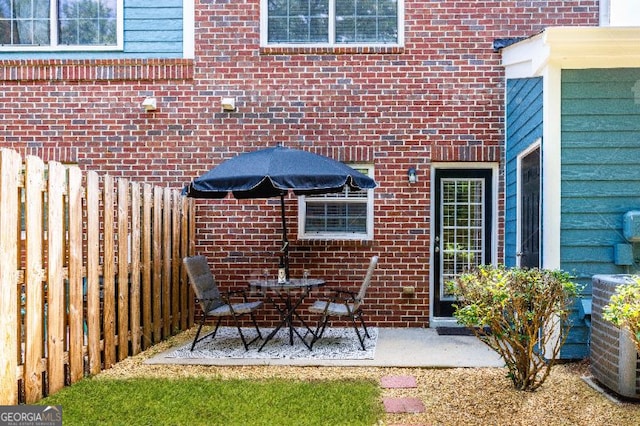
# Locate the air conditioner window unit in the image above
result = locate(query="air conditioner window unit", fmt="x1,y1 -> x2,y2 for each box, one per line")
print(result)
591,275 -> 640,400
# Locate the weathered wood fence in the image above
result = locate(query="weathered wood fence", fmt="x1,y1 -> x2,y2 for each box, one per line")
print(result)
0,148 -> 196,405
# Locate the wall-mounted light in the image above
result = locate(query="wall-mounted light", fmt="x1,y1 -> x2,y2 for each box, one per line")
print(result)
142,97 -> 157,112
408,167 -> 418,184
221,97 -> 236,111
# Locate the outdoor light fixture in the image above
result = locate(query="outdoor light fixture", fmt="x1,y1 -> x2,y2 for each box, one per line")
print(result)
142,97 -> 157,112
221,97 -> 236,111
408,167 -> 417,184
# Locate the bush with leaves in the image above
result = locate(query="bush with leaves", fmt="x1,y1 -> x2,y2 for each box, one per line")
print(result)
602,276 -> 640,354
447,265 -> 579,391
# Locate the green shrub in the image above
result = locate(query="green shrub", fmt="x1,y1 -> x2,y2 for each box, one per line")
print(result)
447,265 -> 579,391
603,277 -> 640,354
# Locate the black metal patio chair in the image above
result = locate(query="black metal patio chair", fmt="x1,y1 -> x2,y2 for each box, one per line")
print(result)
308,255 -> 379,350
183,255 -> 263,351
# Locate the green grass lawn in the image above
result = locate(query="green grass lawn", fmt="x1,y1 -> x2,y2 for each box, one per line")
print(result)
38,376 -> 382,425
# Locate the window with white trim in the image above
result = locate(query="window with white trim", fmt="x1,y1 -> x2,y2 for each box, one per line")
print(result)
298,165 -> 374,240
261,0 -> 403,47
0,0 -> 122,50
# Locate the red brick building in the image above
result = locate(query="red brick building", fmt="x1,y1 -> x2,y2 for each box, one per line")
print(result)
0,1 -> 601,328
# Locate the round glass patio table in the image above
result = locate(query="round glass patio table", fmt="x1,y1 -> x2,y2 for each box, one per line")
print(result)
248,278 -> 325,351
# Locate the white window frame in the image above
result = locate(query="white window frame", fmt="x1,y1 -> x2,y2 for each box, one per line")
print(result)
0,0 -> 123,52
260,0 -> 404,48
600,0 -> 640,26
297,164 -> 374,241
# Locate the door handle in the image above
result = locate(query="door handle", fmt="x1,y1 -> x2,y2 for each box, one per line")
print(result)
434,236 -> 440,253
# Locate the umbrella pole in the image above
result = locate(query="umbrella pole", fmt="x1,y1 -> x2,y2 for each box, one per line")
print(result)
280,194 -> 290,280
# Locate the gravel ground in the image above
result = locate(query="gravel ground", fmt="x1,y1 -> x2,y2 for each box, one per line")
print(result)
97,329 -> 640,426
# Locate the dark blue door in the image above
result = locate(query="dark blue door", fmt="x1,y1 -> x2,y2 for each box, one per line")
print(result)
519,147 -> 540,268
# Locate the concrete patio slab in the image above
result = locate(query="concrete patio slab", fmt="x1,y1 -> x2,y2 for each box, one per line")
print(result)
373,328 -> 502,368
146,327 -> 504,368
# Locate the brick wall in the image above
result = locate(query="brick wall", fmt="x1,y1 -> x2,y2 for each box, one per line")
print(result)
0,1 -> 599,327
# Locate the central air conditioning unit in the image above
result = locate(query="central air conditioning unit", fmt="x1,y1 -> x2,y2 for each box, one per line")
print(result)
590,275 -> 640,400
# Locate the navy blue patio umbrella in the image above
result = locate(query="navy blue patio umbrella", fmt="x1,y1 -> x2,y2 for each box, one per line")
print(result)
183,146 -> 377,278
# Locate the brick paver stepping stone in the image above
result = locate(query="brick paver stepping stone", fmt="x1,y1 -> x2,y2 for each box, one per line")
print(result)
382,397 -> 425,413
381,375 -> 417,388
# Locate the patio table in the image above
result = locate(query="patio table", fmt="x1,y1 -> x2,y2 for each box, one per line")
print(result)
248,278 -> 325,351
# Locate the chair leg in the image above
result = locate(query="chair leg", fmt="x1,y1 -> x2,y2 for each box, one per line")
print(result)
191,316 -> 222,351
351,310 -> 370,350
310,315 -> 330,348
211,317 -> 222,340
232,315 -> 250,350
250,312 -> 263,340
233,314 -> 263,351
357,310 -> 371,339
350,316 -> 366,350
190,321 -> 205,351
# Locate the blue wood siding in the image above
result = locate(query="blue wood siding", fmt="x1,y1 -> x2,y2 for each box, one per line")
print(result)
561,68 -> 640,288
0,0 -> 184,59
504,77 -> 543,266
560,68 -> 640,359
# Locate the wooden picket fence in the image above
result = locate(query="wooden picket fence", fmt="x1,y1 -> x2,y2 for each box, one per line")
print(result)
0,148 -> 196,405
